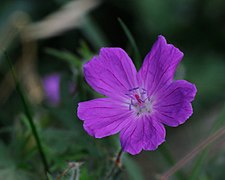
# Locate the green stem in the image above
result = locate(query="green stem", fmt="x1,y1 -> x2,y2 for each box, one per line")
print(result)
5,52 -> 49,173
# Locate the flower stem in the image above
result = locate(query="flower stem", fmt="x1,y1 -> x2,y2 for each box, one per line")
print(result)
5,52 -> 49,173
105,148 -> 123,180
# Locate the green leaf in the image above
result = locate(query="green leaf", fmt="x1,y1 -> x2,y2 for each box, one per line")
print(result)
0,141 -> 36,180
78,40 -> 93,60
45,48 -> 83,69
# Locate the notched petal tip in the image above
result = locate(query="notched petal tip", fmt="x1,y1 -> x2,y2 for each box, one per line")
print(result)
83,123 -> 95,137
157,35 -> 184,57
119,117 -> 166,155
155,80 -> 197,127
157,34 -> 166,42
99,47 -> 125,54
124,148 -> 142,156
77,98 -> 134,139
191,83 -> 197,100
77,102 -> 98,137
77,102 -> 83,120
138,35 -> 184,94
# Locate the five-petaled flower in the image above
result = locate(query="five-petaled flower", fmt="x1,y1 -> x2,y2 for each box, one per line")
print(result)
77,35 -> 197,155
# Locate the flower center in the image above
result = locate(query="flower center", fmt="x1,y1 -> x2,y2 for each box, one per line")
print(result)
125,87 -> 152,116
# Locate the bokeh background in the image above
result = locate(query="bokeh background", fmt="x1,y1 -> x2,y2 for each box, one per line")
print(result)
0,0 -> 225,179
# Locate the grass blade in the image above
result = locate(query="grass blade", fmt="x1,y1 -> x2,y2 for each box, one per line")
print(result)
4,52 -> 49,173
45,48 -> 83,69
159,144 -> 186,180
118,18 -> 141,68
82,16 -> 109,50
161,123 -> 225,180
189,104 -> 225,179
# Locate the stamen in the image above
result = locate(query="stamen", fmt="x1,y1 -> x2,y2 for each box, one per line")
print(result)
129,87 -> 139,91
129,104 -> 131,110
126,87 -> 152,116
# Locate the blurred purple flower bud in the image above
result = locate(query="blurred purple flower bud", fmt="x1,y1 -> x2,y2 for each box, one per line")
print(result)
42,73 -> 61,106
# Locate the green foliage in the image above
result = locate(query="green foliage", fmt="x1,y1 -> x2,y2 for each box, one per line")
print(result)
1,0 -> 225,179
45,48 -> 83,69
5,52 -> 49,173
123,156 -> 145,180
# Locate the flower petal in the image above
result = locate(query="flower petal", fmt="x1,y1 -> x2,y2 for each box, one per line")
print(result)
154,80 -> 197,127
138,35 -> 184,96
120,116 -> 166,155
84,48 -> 137,99
77,98 -> 134,138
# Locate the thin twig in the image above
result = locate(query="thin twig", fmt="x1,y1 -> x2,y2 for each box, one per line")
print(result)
160,125 -> 225,180
56,162 -> 83,180
105,148 -> 123,180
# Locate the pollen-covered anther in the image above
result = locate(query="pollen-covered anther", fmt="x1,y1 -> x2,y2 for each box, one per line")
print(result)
126,87 -> 152,116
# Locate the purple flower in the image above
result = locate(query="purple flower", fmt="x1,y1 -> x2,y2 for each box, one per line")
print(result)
43,73 -> 61,105
77,35 -> 197,155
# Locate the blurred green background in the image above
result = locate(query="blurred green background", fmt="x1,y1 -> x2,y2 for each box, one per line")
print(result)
0,0 -> 225,179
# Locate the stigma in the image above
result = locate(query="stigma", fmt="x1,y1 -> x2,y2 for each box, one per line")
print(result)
125,87 -> 153,116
